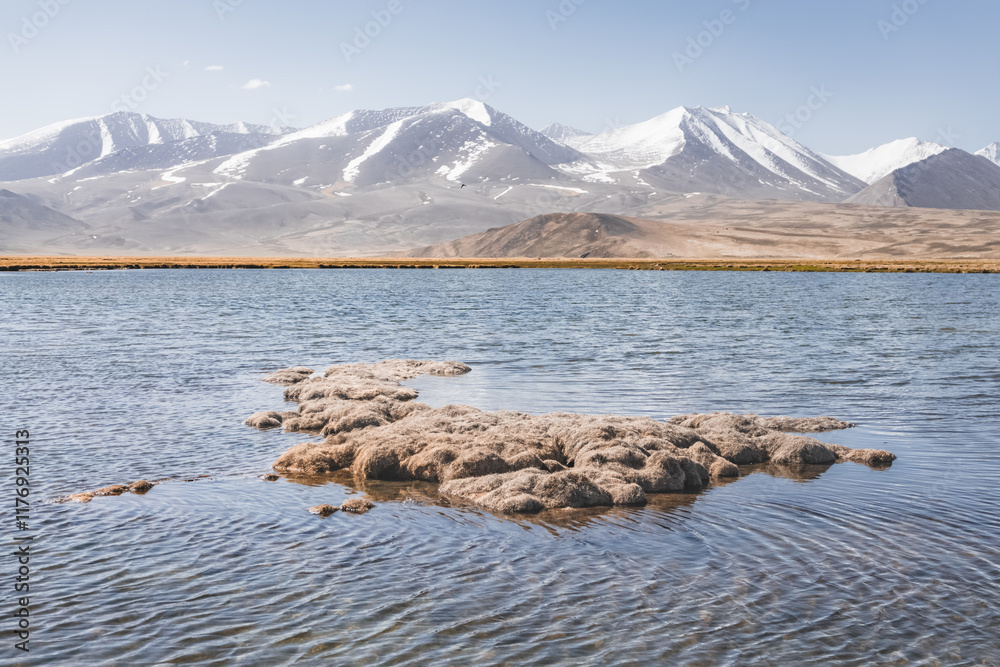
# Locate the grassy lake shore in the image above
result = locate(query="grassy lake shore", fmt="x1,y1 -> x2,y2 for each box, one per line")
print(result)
1,256 -> 998,273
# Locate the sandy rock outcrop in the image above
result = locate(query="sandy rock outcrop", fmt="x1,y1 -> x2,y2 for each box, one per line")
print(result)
247,361 -> 895,513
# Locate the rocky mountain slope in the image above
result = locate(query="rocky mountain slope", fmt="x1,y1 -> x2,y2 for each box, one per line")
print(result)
845,149 -> 1000,211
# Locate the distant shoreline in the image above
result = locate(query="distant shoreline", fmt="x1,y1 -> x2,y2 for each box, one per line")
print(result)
1,256 -> 997,273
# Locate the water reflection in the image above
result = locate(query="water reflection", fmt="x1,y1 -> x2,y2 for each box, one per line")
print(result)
274,461 -> 838,529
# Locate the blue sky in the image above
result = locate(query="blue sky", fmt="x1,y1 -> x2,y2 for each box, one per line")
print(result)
1,0 -> 996,154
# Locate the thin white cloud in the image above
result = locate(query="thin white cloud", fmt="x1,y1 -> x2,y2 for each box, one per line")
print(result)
182,60 -> 190,67
334,83 -> 354,92
205,65 -> 224,71
242,78 -> 272,90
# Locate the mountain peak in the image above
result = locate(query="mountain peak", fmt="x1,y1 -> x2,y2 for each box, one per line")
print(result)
436,98 -> 494,126
976,142 -> 1000,166
825,138 -> 948,184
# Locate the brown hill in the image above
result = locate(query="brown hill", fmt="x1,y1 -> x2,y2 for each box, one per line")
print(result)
409,213 -> 665,259
407,197 -> 1000,259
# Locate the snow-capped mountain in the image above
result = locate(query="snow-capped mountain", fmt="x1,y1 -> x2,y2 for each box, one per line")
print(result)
547,105 -> 865,201
209,98 -> 587,188
824,138 -> 948,185
977,143 -> 1000,167
846,149 -> 1000,211
0,112 -> 292,182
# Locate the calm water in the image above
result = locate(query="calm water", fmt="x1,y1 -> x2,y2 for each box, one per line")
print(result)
2,269 -> 999,666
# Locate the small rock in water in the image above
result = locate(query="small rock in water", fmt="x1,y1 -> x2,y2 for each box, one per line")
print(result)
263,367 -> 315,386
129,480 -> 155,494
245,411 -> 284,429
262,473 -> 280,482
93,485 -> 128,497
308,504 -> 339,517
339,497 -> 376,514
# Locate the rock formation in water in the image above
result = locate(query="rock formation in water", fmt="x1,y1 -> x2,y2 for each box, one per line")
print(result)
246,360 -> 895,513
64,479 -> 157,503
308,504 -> 339,517
339,497 -> 375,514
307,498 -> 375,517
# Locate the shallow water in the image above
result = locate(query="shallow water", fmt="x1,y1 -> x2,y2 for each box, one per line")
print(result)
2,269 -> 999,666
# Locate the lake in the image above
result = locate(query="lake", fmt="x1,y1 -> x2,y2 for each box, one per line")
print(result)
3,269 -> 999,665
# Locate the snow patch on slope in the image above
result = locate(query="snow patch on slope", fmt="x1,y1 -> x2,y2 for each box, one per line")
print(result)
527,184 -> 589,194
445,139 -> 498,181
569,107 -> 687,169
213,111 -> 355,180
343,120 -> 404,183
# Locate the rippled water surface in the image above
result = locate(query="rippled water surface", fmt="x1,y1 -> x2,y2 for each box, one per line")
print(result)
3,269 -> 999,666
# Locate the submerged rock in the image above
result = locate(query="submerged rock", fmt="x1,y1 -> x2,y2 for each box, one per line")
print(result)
262,473 -> 280,482
129,480 -> 155,494
308,504 -> 339,517
60,479 -> 158,503
340,497 -> 375,514
307,498 -> 374,516
93,485 -> 128,497
264,367 -> 315,386
247,360 -> 895,514
245,411 -> 284,429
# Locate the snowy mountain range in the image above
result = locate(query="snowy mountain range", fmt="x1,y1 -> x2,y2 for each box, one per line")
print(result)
1,100 -> 998,255
548,105 -> 865,200
0,112 -> 291,182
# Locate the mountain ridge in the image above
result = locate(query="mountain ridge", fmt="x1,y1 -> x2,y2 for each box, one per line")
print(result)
2,100 -> 999,256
